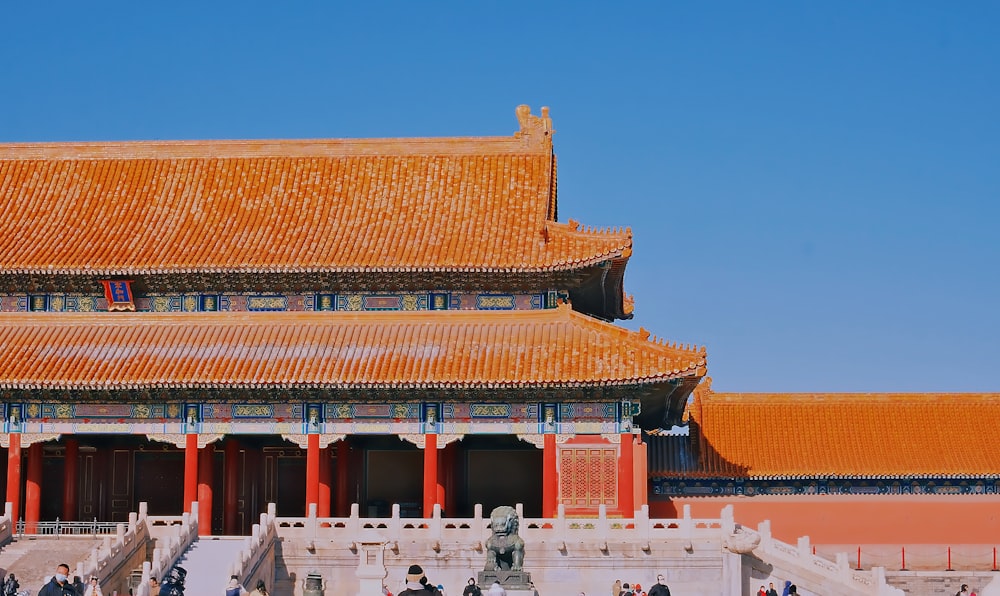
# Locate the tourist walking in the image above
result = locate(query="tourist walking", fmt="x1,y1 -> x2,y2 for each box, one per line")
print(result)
3,574 -> 18,596
83,576 -> 103,596
648,574 -> 670,596
462,578 -> 482,596
398,565 -> 442,596
225,575 -> 249,596
38,563 -> 78,596
248,579 -> 269,596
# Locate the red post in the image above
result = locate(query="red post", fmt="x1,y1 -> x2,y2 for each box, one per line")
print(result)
618,433 -> 634,517
62,439 -> 78,521
224,439 -> 239,535
318,446 -> 331,518
947,546 -> 953,571
306,434 -> 320,515
184,434 -> 198,513
198,442 -> 214,536
542,434 -> 557,518
24,443 -> 42,533
857,546 -> 862,570
6,434 -> 21,522
335,440 -> 350,517
423,434 -> 438,517
993,546 -> 997,571
901,546 -> 906,570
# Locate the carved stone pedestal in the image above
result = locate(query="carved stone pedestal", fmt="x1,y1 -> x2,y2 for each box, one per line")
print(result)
477,569 -> 533,590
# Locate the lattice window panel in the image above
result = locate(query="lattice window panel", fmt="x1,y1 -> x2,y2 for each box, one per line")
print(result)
559,447 -> 618,507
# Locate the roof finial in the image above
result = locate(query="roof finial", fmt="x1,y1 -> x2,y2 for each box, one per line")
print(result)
515,105 -> 554,144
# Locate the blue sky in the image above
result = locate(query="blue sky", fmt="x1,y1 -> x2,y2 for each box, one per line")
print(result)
2,2 -> 997,392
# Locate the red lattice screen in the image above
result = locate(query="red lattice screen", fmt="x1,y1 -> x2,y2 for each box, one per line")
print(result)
559,447 -> 618,507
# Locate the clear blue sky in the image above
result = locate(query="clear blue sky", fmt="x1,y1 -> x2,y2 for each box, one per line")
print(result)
2,2 -> 997,392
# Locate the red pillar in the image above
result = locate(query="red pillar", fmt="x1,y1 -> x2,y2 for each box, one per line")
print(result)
440,442 -> 456,517
306,434 -> 320,515
198,442 -> 214,536
335,440 -> 350,516
542,434 -> 557,518
224,439 -> 239,535
184,434 -> 198,514
6,434 -> 21,522
422,434 -> 438,517
318,446 -> 331,517
24,443 -> 42,532
62,439 -> 79,521
618,433 -> 635,516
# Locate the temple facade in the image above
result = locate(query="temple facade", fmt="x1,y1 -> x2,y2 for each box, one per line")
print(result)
0,106 -> 705,535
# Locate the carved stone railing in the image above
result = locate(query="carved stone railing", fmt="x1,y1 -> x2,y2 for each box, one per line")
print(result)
748,510 -> 903,596
71,503 -> 152,596
134,503 -> 200,596
228,503 -> 278,591
0,503 -> 13,547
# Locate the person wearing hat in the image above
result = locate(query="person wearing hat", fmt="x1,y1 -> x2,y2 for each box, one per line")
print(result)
398,565 -> 442,596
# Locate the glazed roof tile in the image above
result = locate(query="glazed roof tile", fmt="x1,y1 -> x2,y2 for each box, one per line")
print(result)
682,391 -> 1000,478
0,113 -> 630,276
0,305 -> 703,390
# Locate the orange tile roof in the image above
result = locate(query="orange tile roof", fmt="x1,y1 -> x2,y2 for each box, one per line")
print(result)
0,108 -> 630,276
685,390 -> 1000,478
0,305 -> 704,391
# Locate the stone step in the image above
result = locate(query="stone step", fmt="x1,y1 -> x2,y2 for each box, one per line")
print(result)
0,536 -> 104,591
173,537 -> 246,595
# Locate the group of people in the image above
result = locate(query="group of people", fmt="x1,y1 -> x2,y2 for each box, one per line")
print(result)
224,574 -> 269,596
757,582 -> 798,596
612,575 -> 671,596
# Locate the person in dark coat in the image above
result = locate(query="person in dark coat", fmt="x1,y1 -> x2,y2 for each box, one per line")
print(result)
647,574 -> 671,596
38,563 -> 79,596
398,565 -> 441,596
462,578 -> 482,596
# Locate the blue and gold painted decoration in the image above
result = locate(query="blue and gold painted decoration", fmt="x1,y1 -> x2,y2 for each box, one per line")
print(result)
1,291 -> 556,313
470,404 -> 512,418
423,402 -> 440,434
233,404 -> 274,418
651,477 -> 999,497
5,403 -> 22,433
476,294 -> 516,310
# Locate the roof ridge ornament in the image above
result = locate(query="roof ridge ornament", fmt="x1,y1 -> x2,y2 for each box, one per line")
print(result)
515,105 -> 554,147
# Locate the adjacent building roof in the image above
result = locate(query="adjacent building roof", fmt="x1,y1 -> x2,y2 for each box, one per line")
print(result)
0,304 -> 703,391
669,389 -> 1000,478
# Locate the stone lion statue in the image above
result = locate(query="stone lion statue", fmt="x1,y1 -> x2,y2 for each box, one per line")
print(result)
484,505 -> 525,571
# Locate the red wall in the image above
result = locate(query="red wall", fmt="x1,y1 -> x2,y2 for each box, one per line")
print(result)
650,495 -> 1000,545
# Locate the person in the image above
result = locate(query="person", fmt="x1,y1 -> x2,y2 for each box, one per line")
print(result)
612,580 -> 621,596
648,574 -> 670,596
757,587 -> 767,596
620,583 -> 633,596
248,579 -> 269,596
149,576 -> 160,596
462,578 -> 482,596
788,586 -> 798,595
38,563 -> 77,596
225,575 -> 249,596
766,582 -> 778,596
83,576 -> 103,596
957,585 -> 969,596
3,574 -> 17,596
398,565 -> 440,596
486,581 -> 505,596
782,580 -> 792,596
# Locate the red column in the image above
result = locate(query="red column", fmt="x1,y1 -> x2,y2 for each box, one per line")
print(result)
335,440 -> 350,516
224,439 -> 239,535
542,434 -> 557,518
422,434 -> 438,517
6,434 -> 21,522
618,433 -> 635,516
24,443 -> 42,532
198,442 -> 214,536
306,434 -> 320,515
62,439 -> 79,521
184,434 -> 198,514
318,446 -> 331,517
440,442 -> 456,517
